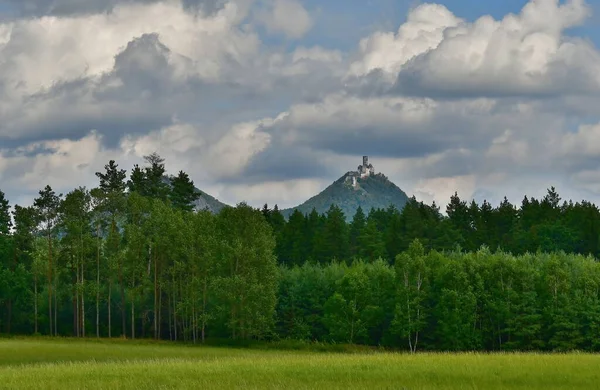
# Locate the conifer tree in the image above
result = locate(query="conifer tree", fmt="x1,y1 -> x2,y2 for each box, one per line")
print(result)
60,187 -> 92,337
169,171 -> 200,212
0,190 -> 13,332
349,206 -> 366,258
33,185 -> 61,336
95,160 -> 127,337
0,190 -> 10,237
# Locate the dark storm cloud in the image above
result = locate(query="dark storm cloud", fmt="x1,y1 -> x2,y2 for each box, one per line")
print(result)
0,34 -> 181,147
231,147 -> 336,183
6,0 -> 227,17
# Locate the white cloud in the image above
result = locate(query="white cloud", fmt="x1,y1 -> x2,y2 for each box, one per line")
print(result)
0,0 -> 258,98
0,132 -> 131,203
219,178 -> 326,207
1,0 -> 600,212
121,117 -> 272,181
349,0 -> 600,97
559,123 -> 600,157
412,175 -> 477,207
348,3 -> 462,78
258,0 -> 313,39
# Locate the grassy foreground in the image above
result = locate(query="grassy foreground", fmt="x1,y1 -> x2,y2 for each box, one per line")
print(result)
0,339 -> 599,389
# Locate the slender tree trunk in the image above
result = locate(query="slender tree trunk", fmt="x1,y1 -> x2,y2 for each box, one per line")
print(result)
192,304 -> 196,344
119,262 -> 126,338
141,311 -> 146,338
350,299 -> 355,345
96,223 -> 100,338
113,219 -> 126,339
231,255 -> 239,339
131,292 -> 135,340
132,242 -> 141,340
6,299 -> 12,334
34,274 -> 38,334
6,252 -> 17,334
48,234 -> 53,336
202,276 -> 207,343
173,281 -> 178,342
80,230 -> 85,338
81,256 -> 85,338
158,283 -> 162,339
54,270 -> 58,336
73,253 -> 78,337
168,286 -> 172,341
153,248 -> 158,340
108,279 -> 112,338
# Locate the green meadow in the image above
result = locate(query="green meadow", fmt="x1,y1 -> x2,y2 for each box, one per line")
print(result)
0,339 -> 599,389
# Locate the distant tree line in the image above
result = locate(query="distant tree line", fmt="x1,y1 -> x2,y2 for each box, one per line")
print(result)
263,186 -> 600,265
1,156 -> 600,351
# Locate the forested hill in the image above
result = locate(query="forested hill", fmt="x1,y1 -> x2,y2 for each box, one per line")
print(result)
281,172 -> 410,221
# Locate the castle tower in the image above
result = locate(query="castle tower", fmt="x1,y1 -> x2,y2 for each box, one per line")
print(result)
358,155 -> 374,178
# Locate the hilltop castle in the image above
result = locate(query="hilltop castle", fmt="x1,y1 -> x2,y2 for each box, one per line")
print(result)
347,156 -> 375,188
358,156 -> 374,178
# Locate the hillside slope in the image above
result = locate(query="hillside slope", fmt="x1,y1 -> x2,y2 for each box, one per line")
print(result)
281,172 -> 410,220
193,189 -> 229,213
163,176 -> 229,213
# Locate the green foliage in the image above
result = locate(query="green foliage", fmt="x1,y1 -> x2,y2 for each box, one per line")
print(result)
214,204 -> 279,340
0,190 -> 11,237
169,171 -> 200,212
5,166 -> 600,355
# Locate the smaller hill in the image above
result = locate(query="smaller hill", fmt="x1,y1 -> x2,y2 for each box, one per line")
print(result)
193,188 -> 229,213
281,171 -> 410,221
164,176 -> 229,213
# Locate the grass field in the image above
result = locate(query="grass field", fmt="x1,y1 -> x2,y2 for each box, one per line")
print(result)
0,338 -> 599,389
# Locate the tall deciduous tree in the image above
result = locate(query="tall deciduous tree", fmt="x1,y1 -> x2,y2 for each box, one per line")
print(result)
392,239 -> 429,353
214,203 -> 278,340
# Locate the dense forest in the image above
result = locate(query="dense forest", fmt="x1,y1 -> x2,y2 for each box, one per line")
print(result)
1,154 -> 600,351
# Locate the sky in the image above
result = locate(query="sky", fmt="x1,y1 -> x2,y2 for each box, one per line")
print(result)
0,0 -> 600,211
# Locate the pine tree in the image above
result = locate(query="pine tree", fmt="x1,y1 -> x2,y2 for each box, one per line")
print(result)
33,185 -> 62,336
281,210 -> 307,266
143,153 -> 170,201
127,164 -> 146,194
349,206 -> 366,259
60,187 -> 92,337
446,192 -> 470,249
0,190 -> 14,333
359,216 -> 386,261
322,204 -> 349,262
169,171 -> 200,212
95,160 -> 127,337
0,190 -> 11,237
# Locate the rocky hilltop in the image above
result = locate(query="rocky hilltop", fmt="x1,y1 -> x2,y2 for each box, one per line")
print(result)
281,156 -> 410,220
